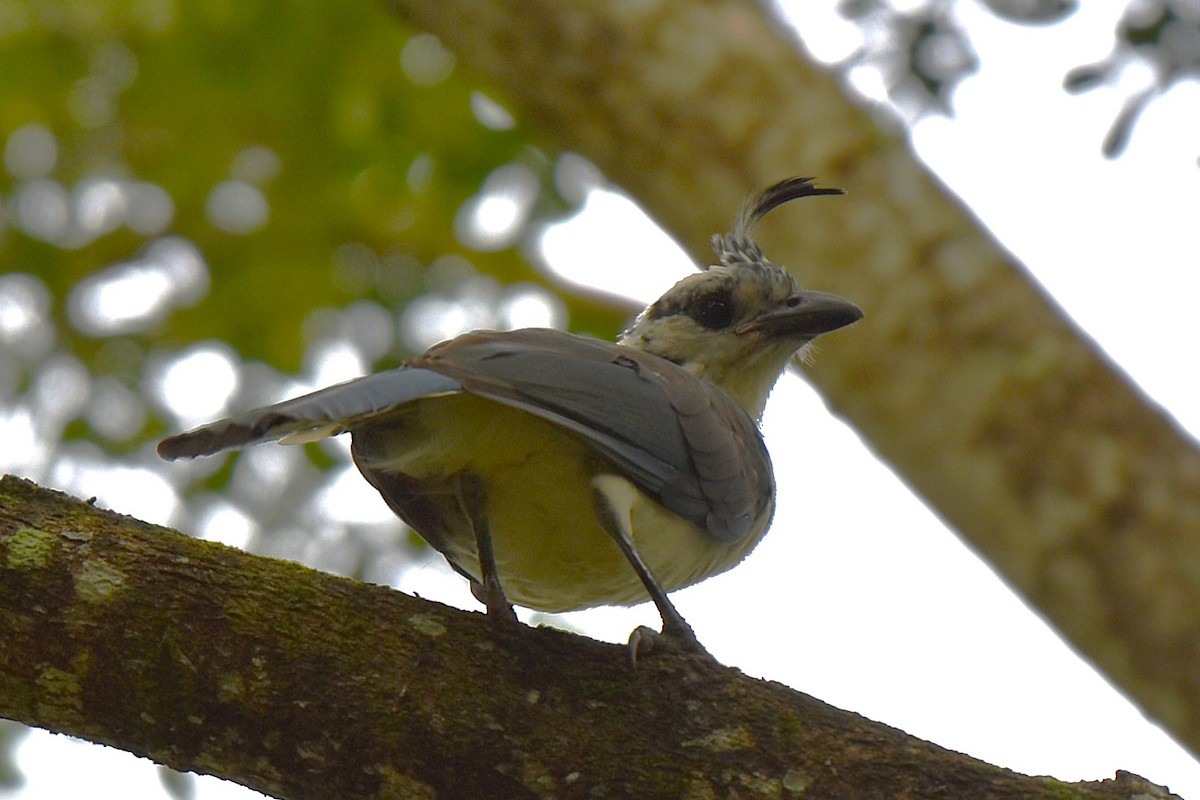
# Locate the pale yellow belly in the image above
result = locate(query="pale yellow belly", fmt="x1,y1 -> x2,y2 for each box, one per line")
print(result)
363,394 -> 766,612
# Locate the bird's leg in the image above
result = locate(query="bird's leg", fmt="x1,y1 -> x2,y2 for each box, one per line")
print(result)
591,479 -> 707,659
459,472 -> 517,621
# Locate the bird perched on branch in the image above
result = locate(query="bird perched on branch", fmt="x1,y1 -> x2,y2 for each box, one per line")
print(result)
159,177 -> 862,654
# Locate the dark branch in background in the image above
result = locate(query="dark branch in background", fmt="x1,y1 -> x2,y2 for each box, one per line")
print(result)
839,0 -> 1200,159
1064,0 -> 1200,158
837,0 -> 981,119
977,0 -> 1078,25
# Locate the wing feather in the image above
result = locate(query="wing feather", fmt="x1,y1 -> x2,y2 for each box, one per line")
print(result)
159,328 -> 774,543
415,329 -> 773,543
157,369 -> 462,460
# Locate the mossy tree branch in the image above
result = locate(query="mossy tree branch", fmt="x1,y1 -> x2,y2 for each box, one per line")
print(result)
0,475 -> 1181,799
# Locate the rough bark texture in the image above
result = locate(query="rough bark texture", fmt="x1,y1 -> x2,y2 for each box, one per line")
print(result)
381,0 -> 1200,758
0,476 -> 1184,799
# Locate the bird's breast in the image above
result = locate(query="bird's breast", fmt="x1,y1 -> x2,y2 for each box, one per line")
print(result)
352,394 -> 769,612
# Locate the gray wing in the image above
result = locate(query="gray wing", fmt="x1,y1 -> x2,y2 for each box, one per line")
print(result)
156,368 -> 463,461
414,329 -> 774,543
158,328 -> 774,543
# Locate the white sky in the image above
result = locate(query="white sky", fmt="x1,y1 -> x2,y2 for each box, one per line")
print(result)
11,3 -> 1200,799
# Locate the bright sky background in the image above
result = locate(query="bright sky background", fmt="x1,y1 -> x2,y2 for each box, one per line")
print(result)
9,3 -> 1200,799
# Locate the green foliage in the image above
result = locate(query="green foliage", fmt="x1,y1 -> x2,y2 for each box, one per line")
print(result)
0,0 -> 629,458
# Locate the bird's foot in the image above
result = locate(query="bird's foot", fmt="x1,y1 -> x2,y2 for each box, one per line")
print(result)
627,620 -> 711,667
487,597 -> 518,622
470,577 -> 518,622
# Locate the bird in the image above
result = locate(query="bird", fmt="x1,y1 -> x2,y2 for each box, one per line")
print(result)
158,177 -> 862,653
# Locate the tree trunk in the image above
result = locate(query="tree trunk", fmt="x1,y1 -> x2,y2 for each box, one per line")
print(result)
381,0 -> 1200,758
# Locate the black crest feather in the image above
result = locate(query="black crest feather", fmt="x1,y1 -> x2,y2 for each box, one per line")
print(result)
710,177 -> 844,269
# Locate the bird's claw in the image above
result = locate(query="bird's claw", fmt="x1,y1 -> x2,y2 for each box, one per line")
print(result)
627,622 -> 711,667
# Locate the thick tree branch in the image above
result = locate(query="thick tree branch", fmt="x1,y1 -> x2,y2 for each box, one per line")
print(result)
0,476 -> 1182,799
381,0 -> 1200,758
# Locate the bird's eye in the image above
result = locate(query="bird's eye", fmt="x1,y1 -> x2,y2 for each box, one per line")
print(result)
690,290 -> 735,330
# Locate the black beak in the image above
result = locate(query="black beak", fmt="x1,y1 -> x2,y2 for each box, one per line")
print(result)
738,290 -> 863,339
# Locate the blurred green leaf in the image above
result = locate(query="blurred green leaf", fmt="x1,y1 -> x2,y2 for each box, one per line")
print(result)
1,0 -> 624,375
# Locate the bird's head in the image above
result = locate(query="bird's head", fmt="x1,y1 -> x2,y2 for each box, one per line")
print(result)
619,178 -> 862,419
